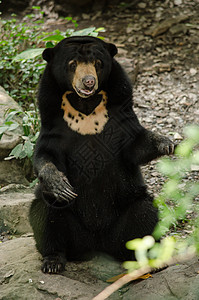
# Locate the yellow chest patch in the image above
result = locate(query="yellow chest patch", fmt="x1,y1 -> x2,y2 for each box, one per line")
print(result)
61,91 -> 109,135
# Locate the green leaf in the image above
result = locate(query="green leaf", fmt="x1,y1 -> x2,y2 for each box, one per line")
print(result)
123,260 -> 139,271
4,110 -> 22,122
65,17 -> 72,21
31,131 -> 39,142
0,126 -> 9,135
29,178 -> 39,188
13,48 -> 45,61
46,41 -> 54,48
163,179 -> 179,197
184,125 -> 199,141
9,144 -> 23,159
72,27 -> 96,36
7,123 -> 19,131
43,35 -> 64,42
24,140 -> 34,158
32,6 -> 41,10
95,27 -> 105,32
158,158 -> 175,176
175,140 -> 193,157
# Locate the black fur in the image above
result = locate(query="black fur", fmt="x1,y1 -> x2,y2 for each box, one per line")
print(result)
29,36 -> 174,273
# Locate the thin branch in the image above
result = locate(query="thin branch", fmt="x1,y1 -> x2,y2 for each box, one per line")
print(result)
92,252 -> 195,300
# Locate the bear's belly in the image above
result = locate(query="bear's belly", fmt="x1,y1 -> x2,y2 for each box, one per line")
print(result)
68,161 -> 143,230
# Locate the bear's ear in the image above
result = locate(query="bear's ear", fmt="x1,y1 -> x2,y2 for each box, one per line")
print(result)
107,43 -> 118,57
42,48 -> 54,62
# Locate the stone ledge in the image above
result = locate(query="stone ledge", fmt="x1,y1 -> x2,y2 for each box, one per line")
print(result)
0,86 -> 23,159
0,236 -> 199,300
0,191 -> 33,234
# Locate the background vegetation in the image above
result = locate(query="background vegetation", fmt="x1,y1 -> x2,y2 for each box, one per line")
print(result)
0,7 -> 104,161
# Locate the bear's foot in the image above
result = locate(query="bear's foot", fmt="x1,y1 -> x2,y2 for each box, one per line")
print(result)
42,255 -> 66,274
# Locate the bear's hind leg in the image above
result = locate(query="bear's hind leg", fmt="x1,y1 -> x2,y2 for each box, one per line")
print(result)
29,192 -> 97,273
29,197 -> 68,273
102,194 -> 158,261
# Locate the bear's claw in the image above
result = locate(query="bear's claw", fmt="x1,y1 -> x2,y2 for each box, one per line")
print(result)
42,255 -> 66,274
157,136 -> 175,156
39,163 -> 77,203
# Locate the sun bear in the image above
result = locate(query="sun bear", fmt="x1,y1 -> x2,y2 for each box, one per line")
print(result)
29,36 -> 174,273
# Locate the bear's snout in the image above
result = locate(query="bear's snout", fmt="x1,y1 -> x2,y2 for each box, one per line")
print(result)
72,62 -> 98,98
82,75 -> 96,90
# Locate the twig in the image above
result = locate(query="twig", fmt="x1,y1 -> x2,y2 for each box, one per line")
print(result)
92,252 -> 195,300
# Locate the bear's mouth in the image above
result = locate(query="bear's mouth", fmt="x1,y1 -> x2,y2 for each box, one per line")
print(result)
74,86 -> 96,98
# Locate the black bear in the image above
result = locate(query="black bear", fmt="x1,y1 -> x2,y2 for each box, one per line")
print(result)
29,36 -> 174,273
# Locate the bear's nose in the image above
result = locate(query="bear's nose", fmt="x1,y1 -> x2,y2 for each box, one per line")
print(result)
82,75 -> 96,89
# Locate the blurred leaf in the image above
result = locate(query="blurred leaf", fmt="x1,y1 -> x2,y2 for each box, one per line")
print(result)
175,140 -> 193,157
46,41 -> 54,48
9,144 -> 23,159
157,158 -> 175,176
72,27 -> 96,36
13,48 -> 45,61
184,125 -> 199,141
95,27 -> 105,32
29,178 -> 39,188
43,34 -> 64,42
0,126 -> 9,135
24,140 -> 34,158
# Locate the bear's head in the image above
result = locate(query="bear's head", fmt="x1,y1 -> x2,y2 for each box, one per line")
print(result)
42,36 -> 117,98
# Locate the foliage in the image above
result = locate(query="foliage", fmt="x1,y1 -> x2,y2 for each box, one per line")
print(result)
0,7 -> 104,108
0,7 -> 105,161
0,108 -> 40,160
124,125 -> 199,274
124,235 -> 195,272
13,26 -> 105,62
0,14 -> 44,109
154,125 -> 199,240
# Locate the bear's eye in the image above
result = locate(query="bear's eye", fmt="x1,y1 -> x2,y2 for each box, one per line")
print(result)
95,60 -> 102,70
69,60 -> 77,71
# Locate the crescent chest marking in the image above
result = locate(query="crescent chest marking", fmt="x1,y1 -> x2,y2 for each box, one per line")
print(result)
61,91 -> 109,135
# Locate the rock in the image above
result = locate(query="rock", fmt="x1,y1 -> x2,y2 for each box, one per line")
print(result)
0,190 -> 33,234
190,68 -> 197,76
138,2 -> 147,9
169,24 -> 188,35
0,86 -> 23,159
145,15 -> 189,37
124,258 -> 199,300
0,86 -> 29,186
174,132 -> 183,140
174,0 -> 182,5
1,237 -> 199,300
191,165 -> 199,171
0,237 -> 120,300
126,26 -> 134,34
82,13 -> 90,20
117,48 -> 128,56
195,110 -> 199,116
0,160 -> 29,186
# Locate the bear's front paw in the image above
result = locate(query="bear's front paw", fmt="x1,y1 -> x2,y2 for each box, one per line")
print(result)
39,163 -> 77,204
42,255 -> 66,274
158,136 -> 175,156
